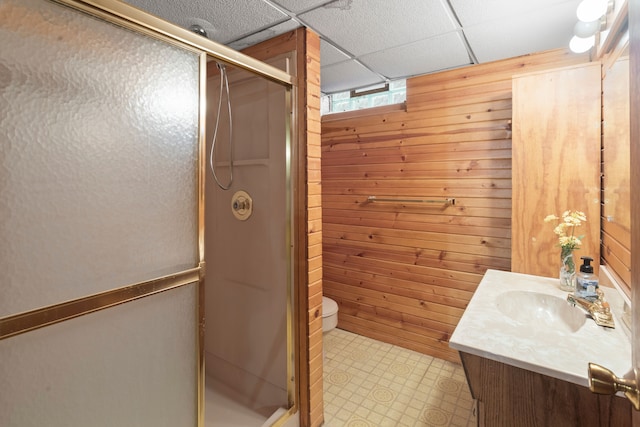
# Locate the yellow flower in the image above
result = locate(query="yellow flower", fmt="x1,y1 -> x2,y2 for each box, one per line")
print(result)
545,210 -> 586,251
559,236 -> 581,247
553,224 -> 567,237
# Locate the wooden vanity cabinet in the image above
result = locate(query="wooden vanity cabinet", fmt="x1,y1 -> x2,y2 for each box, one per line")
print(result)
460,352 -> 632,426
511,63 -> 601,278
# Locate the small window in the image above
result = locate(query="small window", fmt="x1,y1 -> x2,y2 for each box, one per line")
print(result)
321,80 -> 406,115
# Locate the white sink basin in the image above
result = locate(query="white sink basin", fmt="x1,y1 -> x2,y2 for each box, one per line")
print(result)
495,290 -> 587,333
449,270 -> 631,388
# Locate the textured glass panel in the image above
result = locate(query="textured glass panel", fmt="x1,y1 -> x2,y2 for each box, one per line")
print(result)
0,0 -> 200,316
0,283 -> 198,427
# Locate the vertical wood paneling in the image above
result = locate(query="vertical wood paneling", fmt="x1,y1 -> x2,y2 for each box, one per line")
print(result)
303,29 -> 323,427
321,49 -> 590,363
512,63 -> 602,278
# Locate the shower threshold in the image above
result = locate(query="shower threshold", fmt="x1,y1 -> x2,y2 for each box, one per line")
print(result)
205,376 -> 287,427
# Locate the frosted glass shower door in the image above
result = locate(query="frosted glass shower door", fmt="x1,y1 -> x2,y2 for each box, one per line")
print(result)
0,1 -> 204,426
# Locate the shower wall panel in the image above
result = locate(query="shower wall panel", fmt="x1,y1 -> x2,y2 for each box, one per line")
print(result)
205,60 -> 288,410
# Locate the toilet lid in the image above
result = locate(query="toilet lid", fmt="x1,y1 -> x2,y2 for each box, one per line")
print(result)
322,297 -> 338,317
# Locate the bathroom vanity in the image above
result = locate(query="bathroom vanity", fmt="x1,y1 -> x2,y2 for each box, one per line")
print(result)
450,269 -> 633,426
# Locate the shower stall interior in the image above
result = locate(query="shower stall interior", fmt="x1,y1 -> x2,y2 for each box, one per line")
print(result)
204,57 -> 294,425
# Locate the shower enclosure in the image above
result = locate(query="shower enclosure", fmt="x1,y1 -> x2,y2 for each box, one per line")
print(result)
0,0 -> 296,426
204,56 -> 295,425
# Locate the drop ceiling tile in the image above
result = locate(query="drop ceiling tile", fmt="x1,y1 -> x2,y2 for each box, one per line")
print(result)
464,1 -> 578,63
321,60 -> 384,94
359,31 -> 471,80
123,0 -> 287,44
299,0 -> 458,56
227,20 -> 302,51
321,39 -> 351,67
450,0 -> 580,27
124,0 -> 585,94
271,0 -> 333,14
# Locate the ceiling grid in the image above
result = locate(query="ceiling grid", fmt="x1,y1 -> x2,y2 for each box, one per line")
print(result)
123,0 -> 582,94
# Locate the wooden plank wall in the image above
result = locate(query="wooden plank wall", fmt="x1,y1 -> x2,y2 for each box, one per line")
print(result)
241,28 -> 323,427
321,49 -> 590,362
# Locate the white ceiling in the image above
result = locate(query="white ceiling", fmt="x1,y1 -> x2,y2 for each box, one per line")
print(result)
122,0 -> 582,94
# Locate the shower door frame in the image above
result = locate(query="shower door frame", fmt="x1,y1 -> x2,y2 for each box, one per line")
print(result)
0,0 -> 297,426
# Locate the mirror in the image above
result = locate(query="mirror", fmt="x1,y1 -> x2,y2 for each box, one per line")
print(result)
601,37 -> 631,297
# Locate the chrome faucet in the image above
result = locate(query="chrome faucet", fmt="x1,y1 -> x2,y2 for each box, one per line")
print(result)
567,289 -> 615,329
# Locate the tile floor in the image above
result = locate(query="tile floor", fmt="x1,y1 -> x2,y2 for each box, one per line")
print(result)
323,329 -> 476,427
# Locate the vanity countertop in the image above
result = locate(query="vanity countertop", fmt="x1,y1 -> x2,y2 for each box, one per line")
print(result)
449,269 -> 632,387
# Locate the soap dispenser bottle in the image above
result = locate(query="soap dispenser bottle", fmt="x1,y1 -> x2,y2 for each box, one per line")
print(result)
575,256 -> 599,300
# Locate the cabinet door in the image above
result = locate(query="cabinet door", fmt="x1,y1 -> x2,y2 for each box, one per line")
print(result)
511,63 -> 601,278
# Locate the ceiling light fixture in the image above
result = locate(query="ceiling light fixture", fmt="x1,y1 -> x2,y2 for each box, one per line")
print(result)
570,34 -> 597,53
570,0 -> 614,53
576,0 -> 609,22
574,19 -> 601,38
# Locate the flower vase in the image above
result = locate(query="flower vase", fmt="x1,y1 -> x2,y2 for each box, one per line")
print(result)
559,250 -> 576,292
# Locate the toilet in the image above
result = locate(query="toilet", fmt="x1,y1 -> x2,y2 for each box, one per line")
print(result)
322,296 -> 339,332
